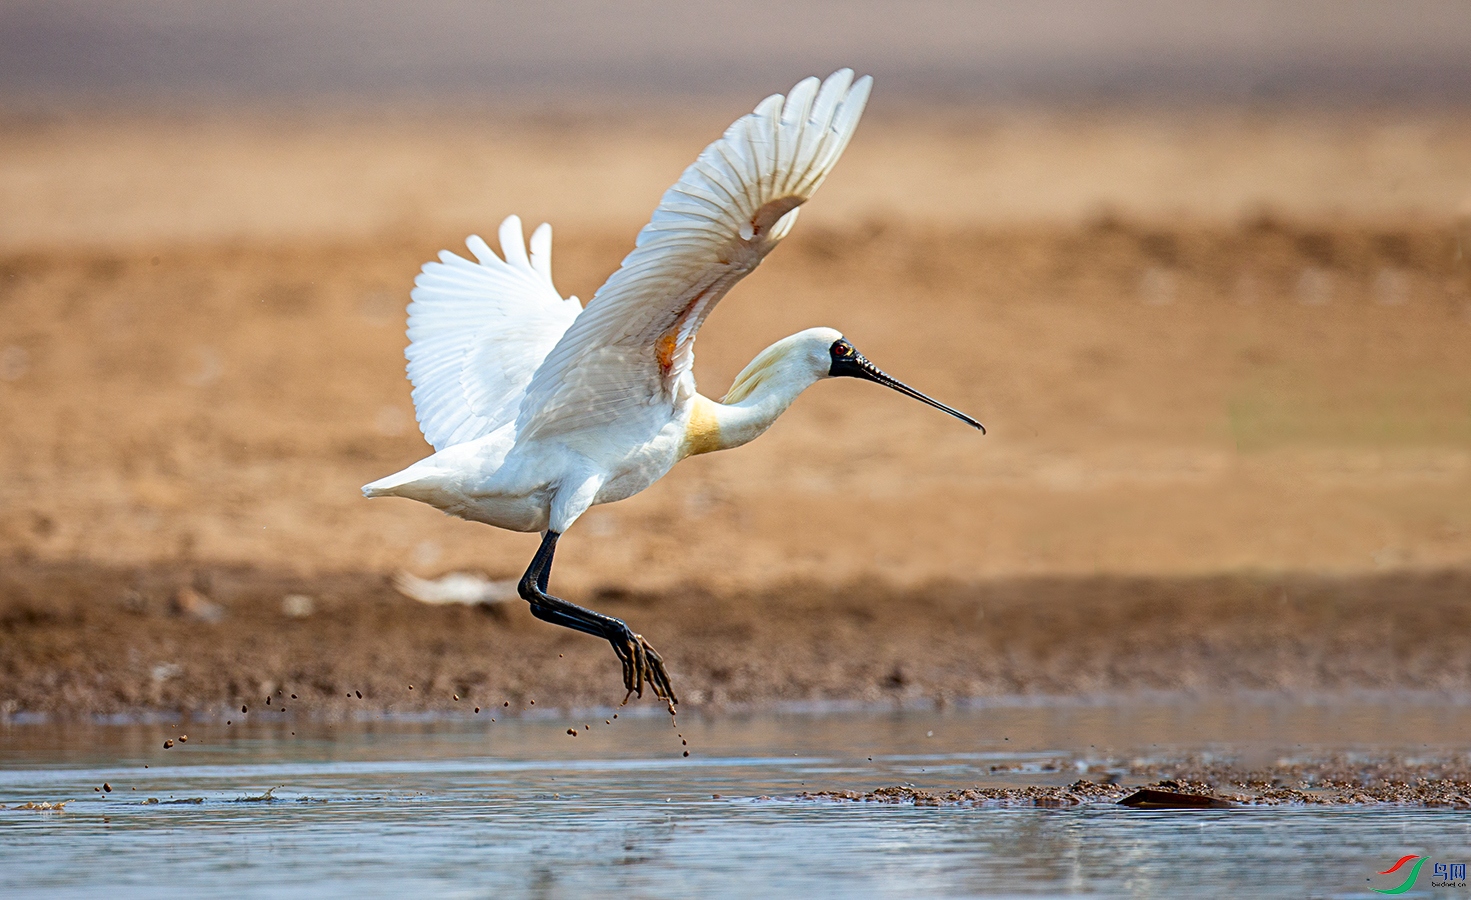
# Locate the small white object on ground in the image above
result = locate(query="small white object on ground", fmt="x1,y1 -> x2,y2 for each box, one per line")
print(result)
281,594 -> 315,618
393,571 -> 518,606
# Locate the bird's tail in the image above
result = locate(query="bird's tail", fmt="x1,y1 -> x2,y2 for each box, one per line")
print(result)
362,467 -> 421,499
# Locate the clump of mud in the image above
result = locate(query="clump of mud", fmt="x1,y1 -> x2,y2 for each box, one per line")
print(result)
804,780 -> 1130,807
802,756 -> 1471,808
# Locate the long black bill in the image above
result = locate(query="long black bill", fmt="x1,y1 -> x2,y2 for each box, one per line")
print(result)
831,352 -> 985,433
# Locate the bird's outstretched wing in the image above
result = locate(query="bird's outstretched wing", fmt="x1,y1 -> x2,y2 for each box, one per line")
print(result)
515,69 -> 871,445
405,215 -> 582,451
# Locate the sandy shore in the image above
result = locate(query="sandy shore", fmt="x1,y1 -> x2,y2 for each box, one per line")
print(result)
1,219 -> 1468,594
6,109 -> 1471,254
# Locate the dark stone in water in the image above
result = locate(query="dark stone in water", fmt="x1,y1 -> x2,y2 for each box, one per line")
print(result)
1119,789 -> 1234,809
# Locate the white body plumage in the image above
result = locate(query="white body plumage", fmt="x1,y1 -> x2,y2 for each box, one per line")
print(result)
364,324 -> 846,534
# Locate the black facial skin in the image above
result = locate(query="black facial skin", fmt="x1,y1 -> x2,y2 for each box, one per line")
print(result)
828,338 -> 985,433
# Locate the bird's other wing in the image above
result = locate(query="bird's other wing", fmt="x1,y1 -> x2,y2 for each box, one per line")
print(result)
406,215 -> 583,451
515,69 -> 871,445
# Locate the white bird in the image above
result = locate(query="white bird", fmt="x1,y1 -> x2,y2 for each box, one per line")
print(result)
363,70 -> 983,708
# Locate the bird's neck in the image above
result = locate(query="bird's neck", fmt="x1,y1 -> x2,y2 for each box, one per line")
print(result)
681,368 -> 822,457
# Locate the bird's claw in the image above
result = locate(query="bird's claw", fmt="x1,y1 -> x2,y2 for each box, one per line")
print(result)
610,629 -> 678,709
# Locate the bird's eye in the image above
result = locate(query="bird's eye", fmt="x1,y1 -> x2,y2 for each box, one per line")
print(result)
832,340 -> 854,358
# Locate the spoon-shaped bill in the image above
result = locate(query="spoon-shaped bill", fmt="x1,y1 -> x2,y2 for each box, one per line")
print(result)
832,353 -> 985,433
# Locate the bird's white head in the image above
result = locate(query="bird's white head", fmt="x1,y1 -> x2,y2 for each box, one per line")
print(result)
723,327 -> 846,404
711,326 -> 984,446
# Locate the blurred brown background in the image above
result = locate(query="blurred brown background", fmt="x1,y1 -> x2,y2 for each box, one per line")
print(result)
2,2 -> 1470,713
4,1 -> 1470,591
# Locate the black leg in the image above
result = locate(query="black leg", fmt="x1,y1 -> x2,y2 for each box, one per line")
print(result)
517,531 -> 678,707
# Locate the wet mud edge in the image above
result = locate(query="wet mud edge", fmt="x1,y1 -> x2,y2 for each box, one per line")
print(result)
3,558 -> 1471,719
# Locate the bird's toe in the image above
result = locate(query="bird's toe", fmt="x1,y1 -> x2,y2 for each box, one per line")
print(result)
607,625 -> 676,707
634,634 -> 678,708
607,625 -> 645,702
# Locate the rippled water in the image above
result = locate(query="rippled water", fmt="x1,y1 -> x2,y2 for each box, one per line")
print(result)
3,696 -> 1470,898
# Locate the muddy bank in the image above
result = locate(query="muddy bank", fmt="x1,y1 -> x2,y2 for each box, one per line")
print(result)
2,557 -> 1469,718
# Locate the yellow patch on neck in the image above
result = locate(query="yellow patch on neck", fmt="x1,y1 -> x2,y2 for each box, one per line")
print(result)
682,394 -> 725,457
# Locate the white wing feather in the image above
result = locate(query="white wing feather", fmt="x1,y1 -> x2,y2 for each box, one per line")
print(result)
516,70 -> 871,445
405,215 -> 581,451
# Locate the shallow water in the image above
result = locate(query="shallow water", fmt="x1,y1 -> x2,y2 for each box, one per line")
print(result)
3,696 -> 1470,898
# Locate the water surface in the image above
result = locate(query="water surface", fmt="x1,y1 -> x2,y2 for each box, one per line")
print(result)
3,696 -> 1469,898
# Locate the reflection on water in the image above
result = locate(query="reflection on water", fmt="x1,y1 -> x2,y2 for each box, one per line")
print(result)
3,695 -> 1470,898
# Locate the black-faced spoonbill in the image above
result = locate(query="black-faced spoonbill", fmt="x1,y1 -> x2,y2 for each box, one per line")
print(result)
364,70 -> 984,708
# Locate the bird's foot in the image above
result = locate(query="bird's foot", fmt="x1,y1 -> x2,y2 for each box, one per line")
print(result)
609,625 -> 678,711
